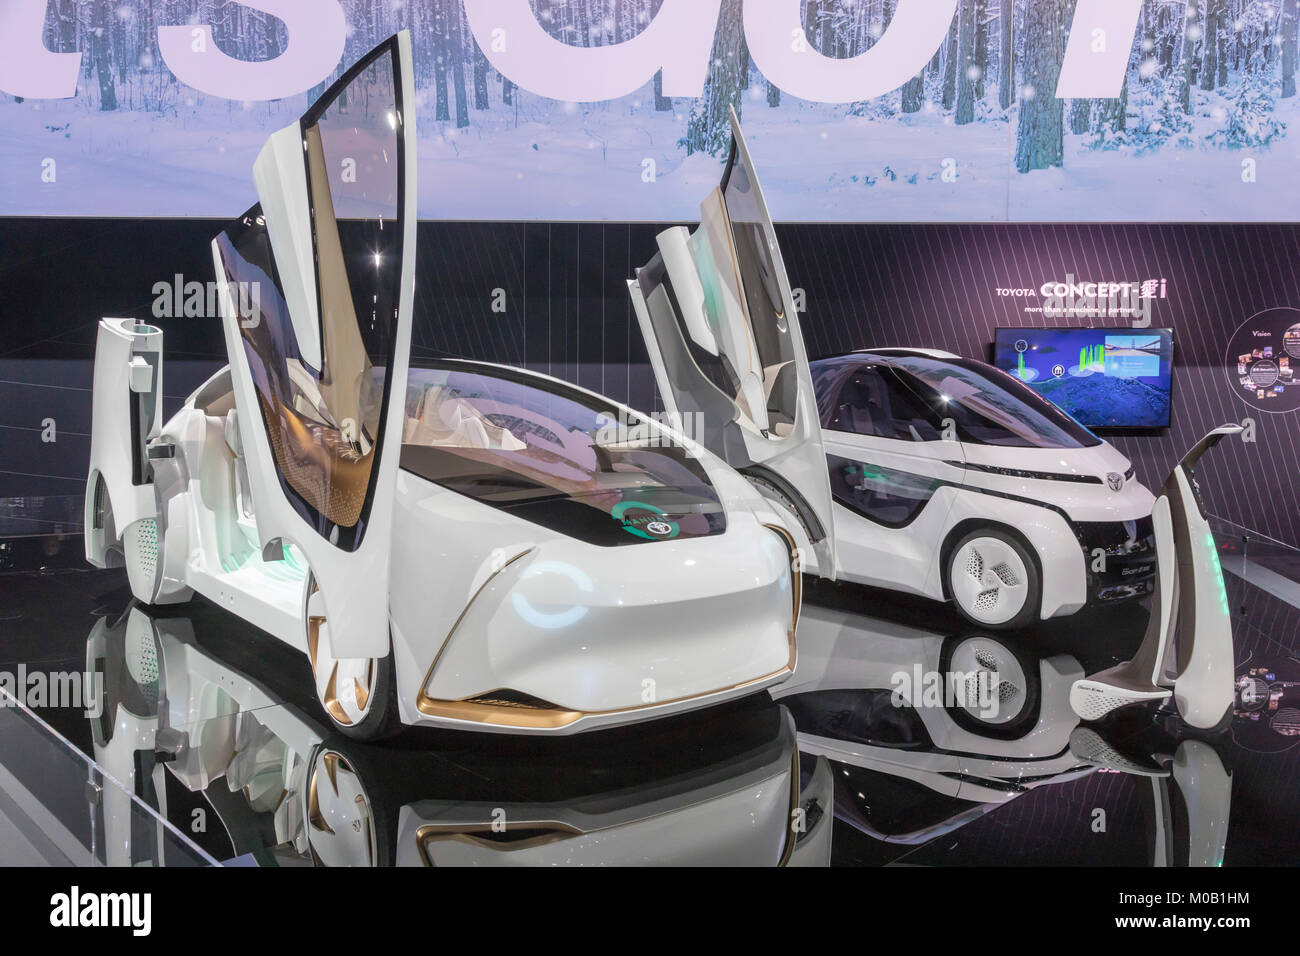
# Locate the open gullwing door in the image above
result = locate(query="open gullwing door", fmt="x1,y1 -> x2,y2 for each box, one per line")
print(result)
628,107 -> 836,575
210,32 -> 416,659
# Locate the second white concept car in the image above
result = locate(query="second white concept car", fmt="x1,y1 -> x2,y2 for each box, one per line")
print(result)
629,108 -> 1165,630
84,34 -> 801,740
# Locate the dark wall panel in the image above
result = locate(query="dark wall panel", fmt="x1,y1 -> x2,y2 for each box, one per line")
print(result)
778,223 -> 1297,549
0,218 -> 1295,546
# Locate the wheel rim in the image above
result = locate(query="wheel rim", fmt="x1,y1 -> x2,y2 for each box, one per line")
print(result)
950,536 -> 1030,626
305,750 -> 376,867
946,636 -> 1029,726
306,578 -> 378,728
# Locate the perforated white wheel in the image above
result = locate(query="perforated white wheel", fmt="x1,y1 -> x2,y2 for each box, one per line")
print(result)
945,636 -> 1030,727
940,634 -> 1041,738
305,575 -> 398,740
947,529 -> 1040,629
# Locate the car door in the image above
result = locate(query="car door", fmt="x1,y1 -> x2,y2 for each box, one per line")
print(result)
210,32 -> 416,660
629,106 -> 836,574
818,356 -> 966,593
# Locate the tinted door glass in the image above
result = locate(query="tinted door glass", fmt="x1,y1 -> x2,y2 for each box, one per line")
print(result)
827,455 -> 943,527
817,360 -> 944,442
213,42 -> 406,549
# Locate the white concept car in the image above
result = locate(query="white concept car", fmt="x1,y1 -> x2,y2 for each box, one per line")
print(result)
806,348 -> 1158,628
84,34 -> 800,740
629,109 -> 1164,630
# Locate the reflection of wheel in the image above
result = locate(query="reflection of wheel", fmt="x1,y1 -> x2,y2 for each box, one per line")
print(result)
304,749 -> 384,867
940,635 -> 1040,739
946,528 -> 1040,630
305,575 -> 398,741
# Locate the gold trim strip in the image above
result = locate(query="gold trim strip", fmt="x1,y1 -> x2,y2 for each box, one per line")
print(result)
416,661 -> 792,729
414,822 -> 584,866
763,522 -> 802,635
415,547 -> 534,715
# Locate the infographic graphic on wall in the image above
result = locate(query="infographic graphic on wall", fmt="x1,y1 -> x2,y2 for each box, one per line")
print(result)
992,327 -> 1174,429
2,0 -> 1298,220
1225,307 -> 1300,414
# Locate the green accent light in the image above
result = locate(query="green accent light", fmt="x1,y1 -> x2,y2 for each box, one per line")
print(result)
1204,530 -> 1230,616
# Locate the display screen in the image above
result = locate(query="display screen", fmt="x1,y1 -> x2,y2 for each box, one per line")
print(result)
991,328 -> 1174,429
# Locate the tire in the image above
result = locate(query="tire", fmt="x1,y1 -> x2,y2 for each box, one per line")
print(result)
939,634 -> 1041,739
945,527 -> 1041,630
334,649 -> 400,742
304,574 -> 400,741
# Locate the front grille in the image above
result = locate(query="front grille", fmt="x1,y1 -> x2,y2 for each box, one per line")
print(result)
462,689 -> 559,710
1075,515 -> 1157,604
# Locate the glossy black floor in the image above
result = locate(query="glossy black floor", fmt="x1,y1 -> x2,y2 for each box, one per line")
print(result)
1,531 -> 1298,866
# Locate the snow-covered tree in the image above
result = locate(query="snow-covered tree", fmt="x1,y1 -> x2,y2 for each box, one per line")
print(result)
1209,67 -> 1287,147
1015,0 -> 1073,172
684,0 -> 744,156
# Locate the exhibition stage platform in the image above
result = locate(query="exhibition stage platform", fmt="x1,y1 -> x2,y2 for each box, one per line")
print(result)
0,518 -> 1296,868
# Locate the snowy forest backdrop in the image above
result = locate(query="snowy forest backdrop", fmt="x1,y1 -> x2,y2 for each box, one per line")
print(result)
5,0 -> 1300,219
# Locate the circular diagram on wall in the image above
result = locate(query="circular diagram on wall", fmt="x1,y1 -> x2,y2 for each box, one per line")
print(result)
1224,307 -> 1300,413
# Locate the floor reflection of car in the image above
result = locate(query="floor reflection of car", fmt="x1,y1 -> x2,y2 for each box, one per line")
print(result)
773,599 -> 1247,866
770,603 -> 1094,843
85,603 -> 832,866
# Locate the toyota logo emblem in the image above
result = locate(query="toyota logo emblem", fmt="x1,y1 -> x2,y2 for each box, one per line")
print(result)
1106,472 -> 1124,492
646,520 -> 674,537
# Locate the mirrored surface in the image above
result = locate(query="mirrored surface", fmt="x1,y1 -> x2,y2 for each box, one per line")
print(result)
0,549 -> 1296,866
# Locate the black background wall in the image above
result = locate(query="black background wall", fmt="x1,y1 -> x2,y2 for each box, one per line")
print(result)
1,218 -> 1295,545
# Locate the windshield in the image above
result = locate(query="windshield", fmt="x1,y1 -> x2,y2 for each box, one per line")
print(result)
883,354 -> 1100,449
399,363 -> 726,546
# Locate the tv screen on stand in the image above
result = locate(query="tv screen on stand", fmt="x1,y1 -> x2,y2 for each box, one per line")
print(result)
992,327 -> 1174,429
